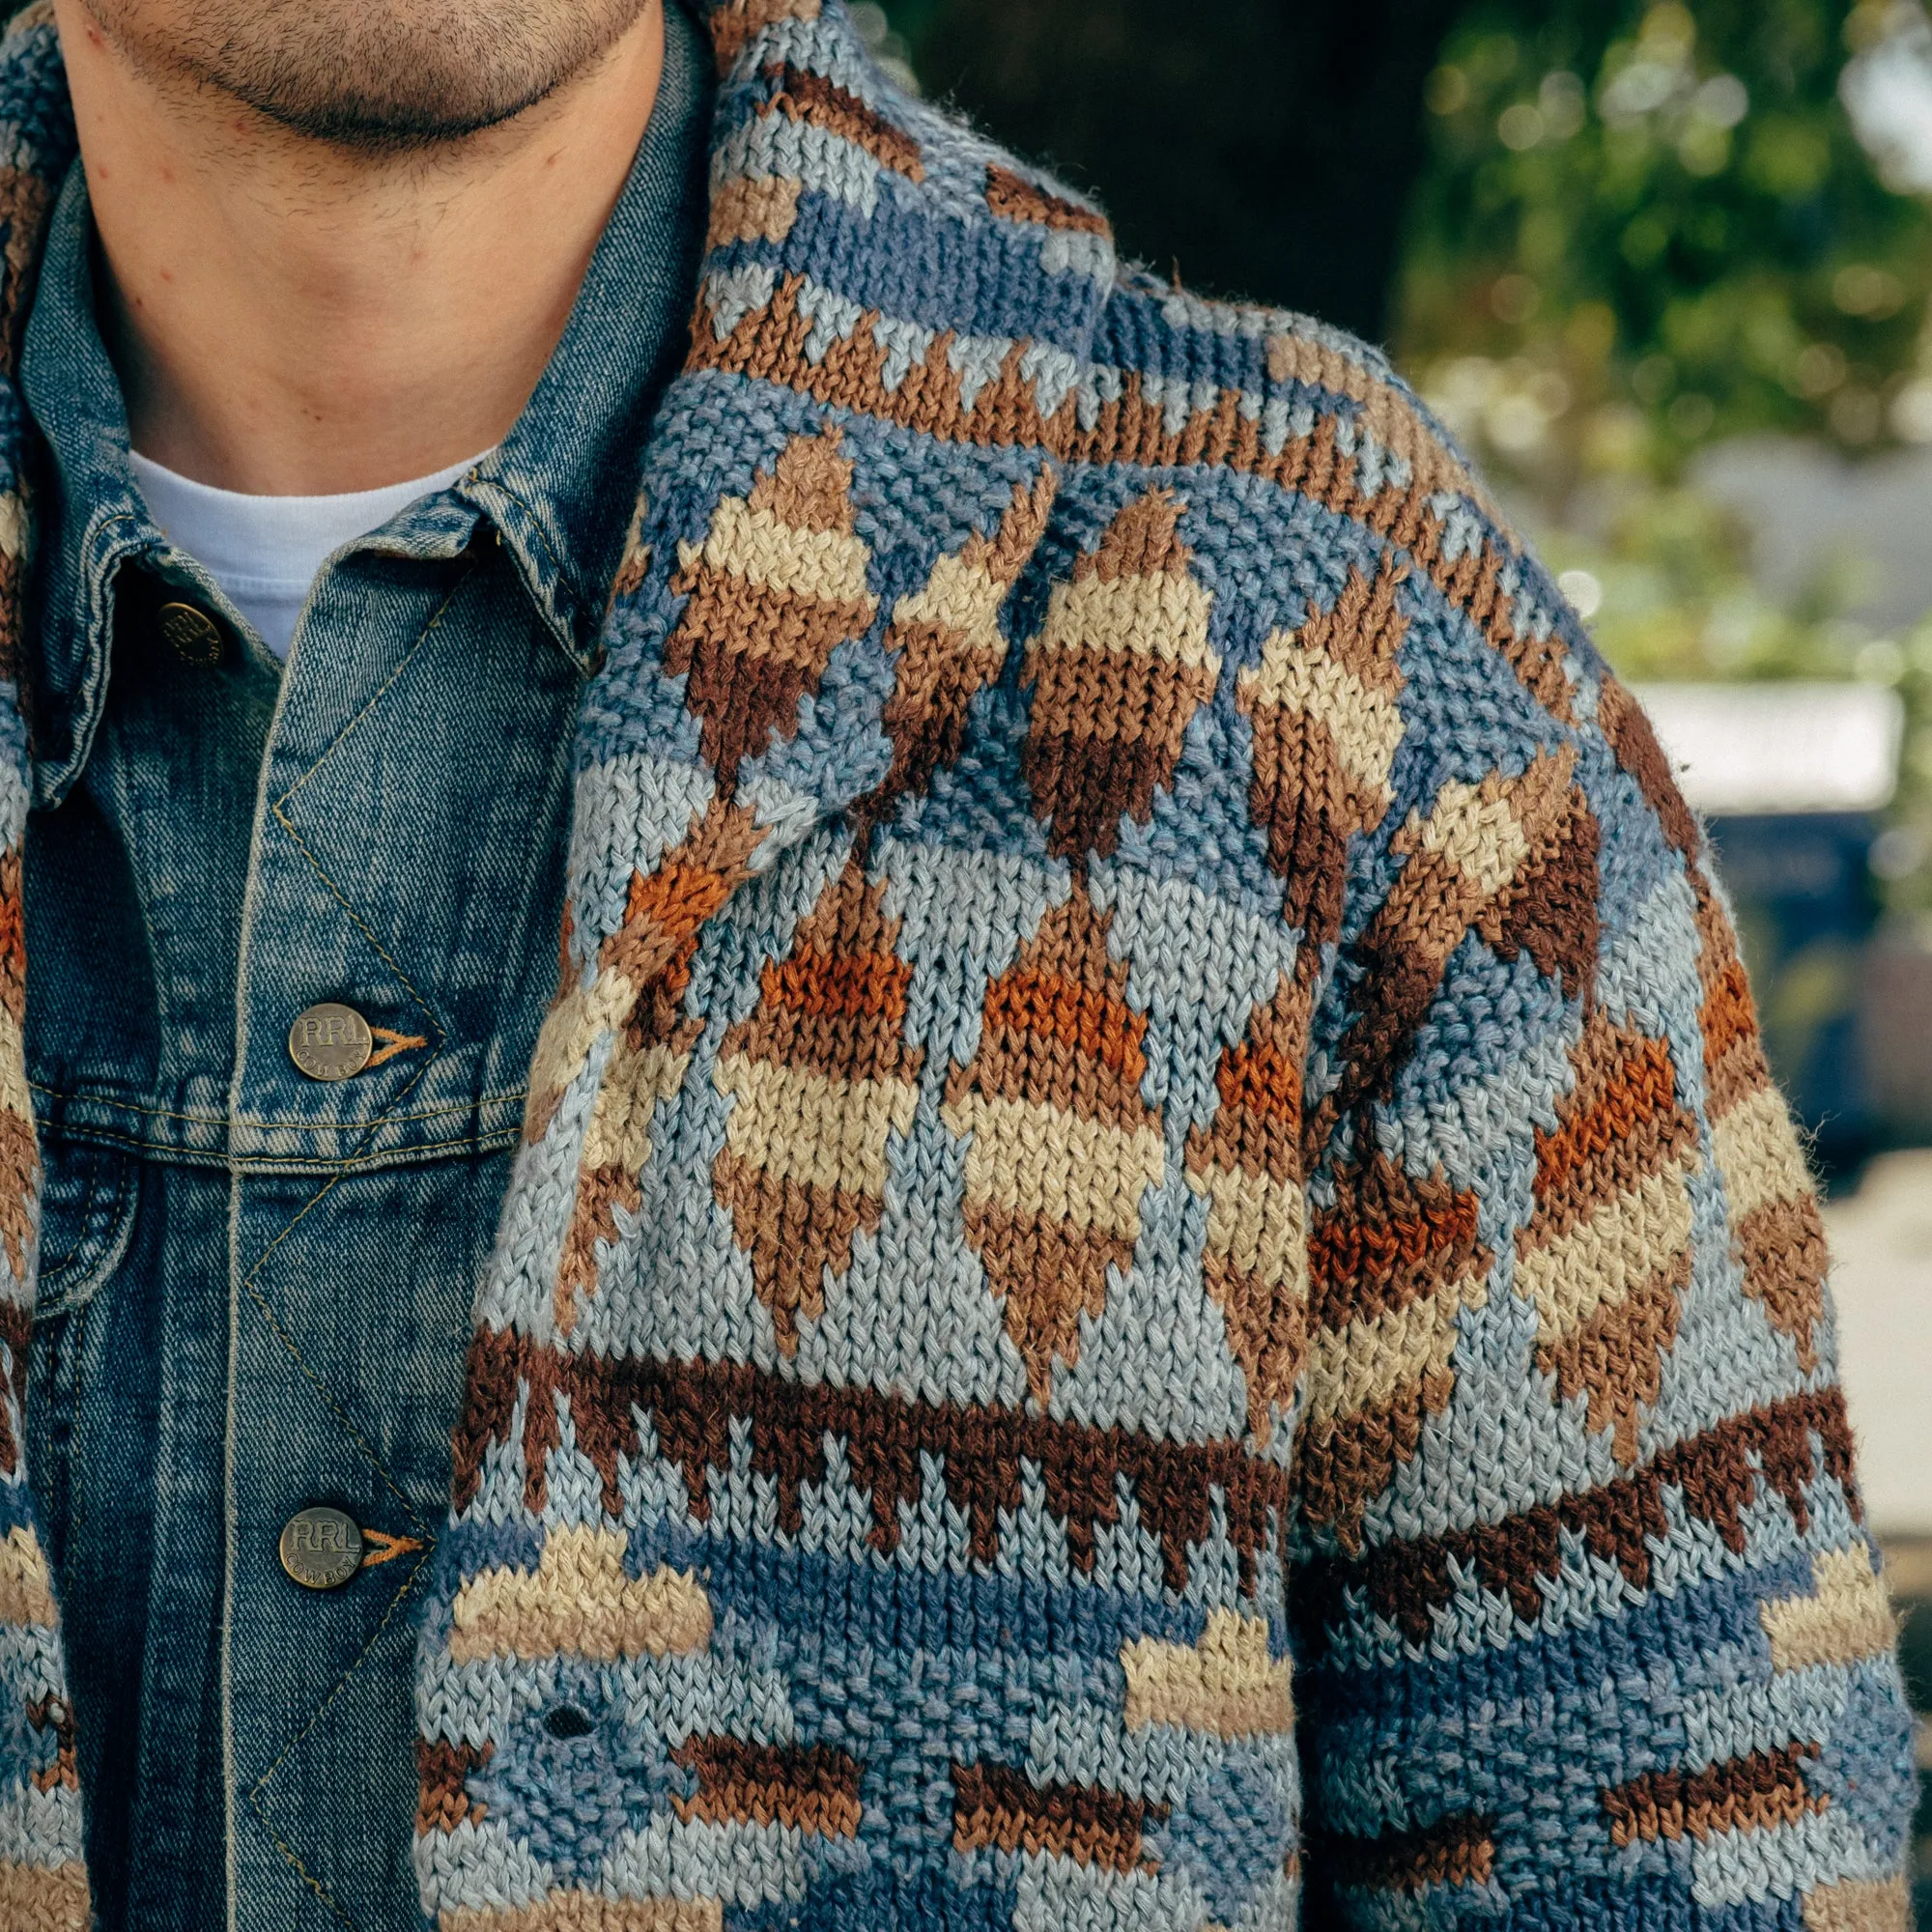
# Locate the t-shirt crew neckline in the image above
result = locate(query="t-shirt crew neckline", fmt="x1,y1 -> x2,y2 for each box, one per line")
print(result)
128,447 -> 496,662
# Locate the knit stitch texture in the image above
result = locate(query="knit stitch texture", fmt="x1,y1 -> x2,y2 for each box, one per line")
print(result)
0,2 -> 1917,1928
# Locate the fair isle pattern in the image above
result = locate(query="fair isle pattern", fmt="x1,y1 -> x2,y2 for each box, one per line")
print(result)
0,5 -> 1914,1932
0,5 -> 88,1926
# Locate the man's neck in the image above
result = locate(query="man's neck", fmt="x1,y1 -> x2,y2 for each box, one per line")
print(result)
50,0 -> 667,496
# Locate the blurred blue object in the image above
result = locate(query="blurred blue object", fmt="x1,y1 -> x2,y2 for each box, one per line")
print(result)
1704,812 -> 1881,1171
1634,683 -> 1907,1175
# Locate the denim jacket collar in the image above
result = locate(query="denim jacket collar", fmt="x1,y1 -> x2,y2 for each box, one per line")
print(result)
18,0 -> 713,809
0,0 -> 1106,870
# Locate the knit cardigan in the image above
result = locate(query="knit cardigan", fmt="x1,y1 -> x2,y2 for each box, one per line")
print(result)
0,3 -> 1916,1928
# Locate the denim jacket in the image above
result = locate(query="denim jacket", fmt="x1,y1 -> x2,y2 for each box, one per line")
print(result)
16,9 -> 709,1925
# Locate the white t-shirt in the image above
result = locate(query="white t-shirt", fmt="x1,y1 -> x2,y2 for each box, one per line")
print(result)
128,448 -> 495,661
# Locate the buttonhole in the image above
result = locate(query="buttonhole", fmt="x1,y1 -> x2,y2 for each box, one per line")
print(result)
544,1705 -> 596,1741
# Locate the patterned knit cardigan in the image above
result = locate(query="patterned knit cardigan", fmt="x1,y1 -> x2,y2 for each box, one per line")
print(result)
0,3 -> 1917,1928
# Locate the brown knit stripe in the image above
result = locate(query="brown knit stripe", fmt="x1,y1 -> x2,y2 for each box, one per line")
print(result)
672,611 -> 872,789
1475,788 -> 1601,999
1691,871 -> 1773,1107
1536,1247 -> 1690,1464
1242,658 -> 1398,820
1396,516 -> 1577,726
943,891 -> 1164,1405
0,1860 -> 90,1932
709,0 -> 820,75
1527,1020 -> 1695,1225
1298,1368 -> 1455,1549
1293,556 -> 1414,685
722,860 -> 920,1084
1390,750 -> 1577,950
1515,1015 -> 1699,1463
1236,557 -> 1410,950
25,1692 -> 75,1795
984,165 -> 1110,236
1703,965 -> 1773,1119
689,274 -> 1065,452
959,1201 -> 1130,1407
1735,1195 -> 1831,1373
539,803 -> 767,1324
1323,1812 -> 1496,1892
666,430 -> 878,791
0,164 -> 55,366
1194,1013 -> 1302,1179
1022,725 -> 1218,863
0,545 -> 27,701
687,279 -> 1577,730
416,1738 -> 491,1835
713,1151 -> 878,1352
1307,1155 -> 1488,1331
871,611 -> 1007,805
713,861 -> 922,1352
1300,1387 -> 1858,1644
0,847 -> 23,1031
1312,747 -> 1583,1143
976,967 -> 1151,1121
762,63 -> 923,178
453,1332 -> 1291,1593
0,1107 -> 34,1293
1062,379 -> 1562,724
671,573 -> 873,668
868,472 -> 1056,819
1601,1745 -> 1821,1848
706,172 -> 803,252
950,1760 -> 1164,1869
1064,368 -> 1260,474
1298,1153 -> 1489,1542
1690,872 -> 1831,1368
947,895 -> 1151,1102
729,944 -> 915,1071
1263,332 -> 1490,516
669,1736 -> 865,1836
1184,980 -> 1313,1443
1240,710 -> 1360,940
1020,489 -> 1220,858
1599,676 -> 1700,857
555,1164 -> 646,1337
600,800 -> 770,995
1202,1254 -> 1309,1447
0,1308 -> 24,1487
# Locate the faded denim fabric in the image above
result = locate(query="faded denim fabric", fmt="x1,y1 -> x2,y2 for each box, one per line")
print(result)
15,9 -> 711,1927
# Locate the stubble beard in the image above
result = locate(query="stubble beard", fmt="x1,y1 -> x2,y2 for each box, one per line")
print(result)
83,0 -> 658,150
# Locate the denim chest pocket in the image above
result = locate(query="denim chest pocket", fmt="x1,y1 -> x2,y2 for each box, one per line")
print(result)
34,1139 -> 141,1319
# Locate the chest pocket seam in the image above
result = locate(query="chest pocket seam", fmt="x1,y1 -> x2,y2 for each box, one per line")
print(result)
33,1142 -> 140,1321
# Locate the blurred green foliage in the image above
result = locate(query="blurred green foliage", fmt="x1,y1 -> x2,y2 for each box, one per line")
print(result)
1397,0 -> 1932,484
1394,0 -> 1932,916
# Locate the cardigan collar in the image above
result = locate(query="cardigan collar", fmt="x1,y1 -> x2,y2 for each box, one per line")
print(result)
0,0 -> 1117,863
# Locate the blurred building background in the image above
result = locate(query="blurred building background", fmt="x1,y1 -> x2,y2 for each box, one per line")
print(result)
867,0 -> 1932,1898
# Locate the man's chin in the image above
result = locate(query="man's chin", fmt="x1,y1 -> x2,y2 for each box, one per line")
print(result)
88,0 -> 658,155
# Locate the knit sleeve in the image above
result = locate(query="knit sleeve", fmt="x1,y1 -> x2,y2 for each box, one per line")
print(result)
1282,548 -> 1918,1927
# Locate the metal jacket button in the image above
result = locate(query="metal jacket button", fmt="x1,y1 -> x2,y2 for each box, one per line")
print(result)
288,1003 -> 373,1081
156,601 -> 222,666
278,1506 -> 364,1590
